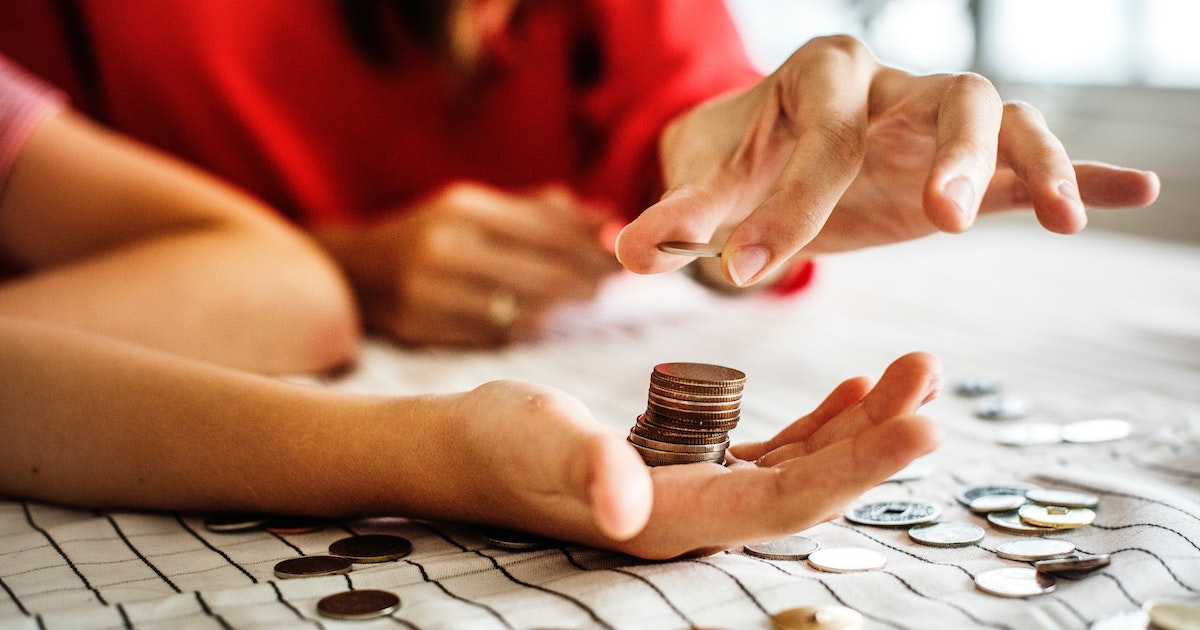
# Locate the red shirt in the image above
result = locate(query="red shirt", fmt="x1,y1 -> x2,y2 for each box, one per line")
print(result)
1,0 -> 761,227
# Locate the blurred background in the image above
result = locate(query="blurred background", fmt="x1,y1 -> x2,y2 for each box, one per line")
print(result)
724,0 -> 1200,244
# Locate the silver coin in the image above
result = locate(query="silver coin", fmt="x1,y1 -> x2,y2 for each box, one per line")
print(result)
316,589 -> 400,621
743,535 -> 820,560
954,375 -> 1002,398
995,538 -> 1076,561
907,522 -> 985,548
657,241 -> 723,258
272,555 -> 354,579
1061,418 -> 1132,443
1025,488 -> 1100,509
986,510 -> 1059,535
203,513 -> 269,533
1088,609 -> 1150,630
1035,553 -> 1111,574
328,534 -> 413,563
956,481 -> 1042,506
771,605 -> 864,630
479,527 -> 551,550
1144,598 -> 1200,630
1018,504 -> 1096,529
975,395 -> 1029,420
806,547 -> 887,573
969,494 -> 1029,514
844,500 -> 941,527
974,567 -> 1056,598
995,422 -> 1064,446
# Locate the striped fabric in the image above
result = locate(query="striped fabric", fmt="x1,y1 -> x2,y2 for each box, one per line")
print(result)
3,223 -> 1198,629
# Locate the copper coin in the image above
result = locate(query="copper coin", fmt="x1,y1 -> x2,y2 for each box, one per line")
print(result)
652,362 -> 746,387
771,605 -> 864,630
273,555 -> 353,579
316,589 -> 400,620
328,534 -> 413,563
479,527 -> 551,550
658,241 -> 722,258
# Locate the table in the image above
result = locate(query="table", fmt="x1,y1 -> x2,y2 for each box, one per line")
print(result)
3,220 -> 1198,629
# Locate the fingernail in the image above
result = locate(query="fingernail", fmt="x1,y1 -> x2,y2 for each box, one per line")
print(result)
944,176 -> 976,221
728,245 -> 770,287
612,226 -> 627,264
1057,180 -> 1085,213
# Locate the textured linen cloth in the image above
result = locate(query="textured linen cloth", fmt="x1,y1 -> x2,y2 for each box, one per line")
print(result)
2,223 -> 1198,629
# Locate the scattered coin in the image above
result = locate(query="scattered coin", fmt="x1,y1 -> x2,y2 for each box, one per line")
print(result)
657,241 -> 723,258
986,510 -> 1059,535
845,499 -> 941,527
329,534 -> 413,563
1088,609 -> 1150,630
1025,488 -> 1100,509
1061,418 -> 1132,443
479,526 -> 551,550
975,395 -> 1029,420
907,522 -> 985,548
316,589 -> 400,621
954,375 -> 1002,398
956,481 -> 1041,507
974,567 -> 1056,598
807,548 -> 887,573
263,516 -> 326,535
771,605 -> 864,630
744,535 -> 820,560
995,538 -> 1076,561
1143,598 -> 1200,630
273,555 -> 354,579
203,513 -> 269,533
969,494 -> 1029,514
995,422 -> 1064,447
1035,553 -> 1111,574
1018,504 -> 1096,529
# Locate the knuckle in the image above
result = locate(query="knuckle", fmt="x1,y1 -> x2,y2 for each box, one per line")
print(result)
946,72 -> 1001,108
806,34 -> 869,60
813,115 -> 866,170
1003,100 -> 1048,126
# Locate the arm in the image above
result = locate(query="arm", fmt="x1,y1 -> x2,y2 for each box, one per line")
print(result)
0,107 -> 360,373
0,315 -> 942,560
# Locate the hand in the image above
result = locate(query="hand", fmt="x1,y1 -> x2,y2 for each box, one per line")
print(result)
616,35 -> 1161,288
445,352 -> 943,559
317,182 -> 621,346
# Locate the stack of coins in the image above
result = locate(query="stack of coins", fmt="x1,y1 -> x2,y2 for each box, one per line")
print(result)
627,362 -> 745,466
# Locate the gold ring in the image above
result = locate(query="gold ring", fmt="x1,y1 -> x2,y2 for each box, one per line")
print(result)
487,289 -> 518,329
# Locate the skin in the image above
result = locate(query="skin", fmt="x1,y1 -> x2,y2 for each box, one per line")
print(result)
0,316 -> 941,560
0,107 -> 360,374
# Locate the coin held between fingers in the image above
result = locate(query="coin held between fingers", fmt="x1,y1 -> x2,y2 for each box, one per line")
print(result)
488,288 -> 518,329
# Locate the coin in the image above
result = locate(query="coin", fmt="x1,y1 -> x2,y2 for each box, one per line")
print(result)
653,362 -> 746,388
630,362 -> 745,467
969,494 -> 1029,514
995,538 -> 1076,561
771,605 -> 864,630
986,510 -> 1059,535
844,499 -> 941,527
628,431 -> 729,453
328,534 -> 413,563
1018,504 -> 1096,529
807,548 -> 886,573
954,375 -> 1002,398
1025,488 -> 1100,509
479,527 -> 551,550
975,395 -> 1029,420
1061,418 -> 1132,443
273,555 -> 354,579
316,589 -> 400,621
744,535 -> 820,560
974,567 -> 1056,598
658,241 -> 723,258
995,422 -> 1063,447
956,481 -> 1041,507
203,513 -> 269,533
263,516 -> 326,535
1035,553 -> 1111,574
907,522 -> 985,547
1143,598 -> 1200,630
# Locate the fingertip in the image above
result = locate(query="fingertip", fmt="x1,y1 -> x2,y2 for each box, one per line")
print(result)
925,175 -> 978,233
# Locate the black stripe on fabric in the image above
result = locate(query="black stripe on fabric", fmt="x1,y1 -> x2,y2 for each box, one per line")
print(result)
99,512 -> 180,593
268,580 -> 325,629
560,548 -> 694,628
1090,522 -> 1200,554
1047,594 -> 1089,626
343,572 -> 419,629
692,555 -> 771,617
20,502 -> 107,605
881,568 -> 1010,630
830,521 -> 978,581
267,531 -> 306,556
401,558 -> 514,630
1035,479 -> 1200,522
193,591 -> 234,630
1106,547 -> 1200,593
175,516 -> 258,584
740,555 -> 905,630
1093,572 -> 1142,607
0,575 -> 30,617
35,614 -> 46,630
115,602 -> 133,629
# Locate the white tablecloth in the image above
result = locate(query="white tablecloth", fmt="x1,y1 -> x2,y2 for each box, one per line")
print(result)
3,221 -> 1199,629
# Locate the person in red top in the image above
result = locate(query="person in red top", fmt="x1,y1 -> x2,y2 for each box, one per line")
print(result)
0,0 -> 1160,347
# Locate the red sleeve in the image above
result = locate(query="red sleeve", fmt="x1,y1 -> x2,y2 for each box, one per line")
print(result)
578,0 -> 762,219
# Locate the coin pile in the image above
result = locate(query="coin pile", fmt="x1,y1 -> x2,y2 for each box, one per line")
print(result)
627,362 -> 745,466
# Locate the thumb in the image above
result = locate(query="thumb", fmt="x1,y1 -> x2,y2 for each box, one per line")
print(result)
578,433 -> 653,541
614,185 -> 733,275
